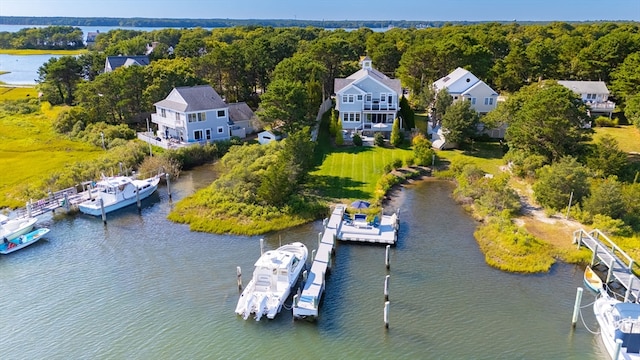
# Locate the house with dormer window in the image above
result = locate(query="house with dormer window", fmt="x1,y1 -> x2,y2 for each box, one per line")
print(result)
151,85 -> 231,144
334,56 -> 401,134
433,67 -> 498,115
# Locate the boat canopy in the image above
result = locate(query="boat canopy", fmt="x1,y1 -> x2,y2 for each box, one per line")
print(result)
614,303 -> 640,353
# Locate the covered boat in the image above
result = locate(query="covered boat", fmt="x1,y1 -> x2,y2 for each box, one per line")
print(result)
78,175 -> 160,216
235,242 -> 308,321
593,291 -> 640,360
0,215 -> 38,241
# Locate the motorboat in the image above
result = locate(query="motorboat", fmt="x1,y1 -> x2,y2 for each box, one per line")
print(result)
593,291 -> 640,359
585,265 -> 604,293
0,228 -> 50,254
78,175 -> 161,216
235,242 -> 308,321
0,215 -> 38,241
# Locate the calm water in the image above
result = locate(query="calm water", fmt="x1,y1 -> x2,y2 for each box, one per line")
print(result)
0,169 -> 607,359
0,54 -> 60,85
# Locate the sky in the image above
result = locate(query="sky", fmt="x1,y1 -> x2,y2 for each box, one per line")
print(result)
0,0 -> 639,22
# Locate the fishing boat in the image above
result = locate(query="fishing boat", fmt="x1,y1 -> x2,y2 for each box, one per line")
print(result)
0,215 -> 38,241
593,291 -> 640,359
585,265 -> 604,293
78,175 -> 161,216
235,242 -> 308,321
0,228 -> 50,254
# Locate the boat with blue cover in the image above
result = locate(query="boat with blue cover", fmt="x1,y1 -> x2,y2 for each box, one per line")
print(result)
0,228 -> 50,254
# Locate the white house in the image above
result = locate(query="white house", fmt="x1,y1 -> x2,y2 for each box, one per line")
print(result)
151,85 -> 231,144
557,80 -> 615,118
257,130 -> 282,145
433,67 -> 499,115
334,56 -> 401,135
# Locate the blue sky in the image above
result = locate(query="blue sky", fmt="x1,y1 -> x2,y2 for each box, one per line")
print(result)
1,0 -> 639,21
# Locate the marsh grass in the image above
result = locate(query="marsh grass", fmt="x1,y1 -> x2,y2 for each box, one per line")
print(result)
0,86 -> 38,101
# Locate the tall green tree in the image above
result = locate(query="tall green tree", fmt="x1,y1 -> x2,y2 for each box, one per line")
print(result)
37,56 -> 83,105
586,135 -> 628,178
441,100 -> 479,146
257,79 -> 310,133
390,118 -> 402,147
583,177 -> 626,220
433,88 -> 453,127
399,95 -> 415,130
412,133 -> 435,166
533,156 -> 591,211
501,82 -> 590,162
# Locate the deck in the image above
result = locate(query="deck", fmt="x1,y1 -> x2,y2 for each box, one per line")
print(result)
574,228 -> 640,302
338,211 -> 399,245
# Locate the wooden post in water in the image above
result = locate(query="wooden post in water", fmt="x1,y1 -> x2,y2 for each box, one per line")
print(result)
64,192 -> 70,212
302,270 -> 308,283
591,244 -> 598,266
384,275 -> 390,301
260,238 -> 264,255
26,201 -> 32,218
236,266 -> 242,291
100,198 -> 107,225
293,293 -> 299,308
385,245 -> 390,270
136,187 -> 141,213
607,259 -> 614,283
571,287 -> 583,328
166,173 -> 172,201
625,277 -> 634,302
384,301 -> 390,329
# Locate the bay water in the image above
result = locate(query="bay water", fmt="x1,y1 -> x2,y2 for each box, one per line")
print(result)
0,168 -> 607,359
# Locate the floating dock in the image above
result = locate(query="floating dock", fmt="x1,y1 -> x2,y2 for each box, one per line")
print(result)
292,205 -> 400,321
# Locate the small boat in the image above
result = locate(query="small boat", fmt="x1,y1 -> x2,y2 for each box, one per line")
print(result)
0,228 -> 50,254
78,175 -> 161,216
235,242 -> 308,321
593,291 -> 640,359
0,215 -> 38,241
585,265 -> 604,293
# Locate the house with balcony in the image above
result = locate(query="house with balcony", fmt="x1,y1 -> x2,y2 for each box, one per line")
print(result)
433,67 -> 499,115
151,85 -> 231,145
334,56 -> 401,135
557,80 -> 615,118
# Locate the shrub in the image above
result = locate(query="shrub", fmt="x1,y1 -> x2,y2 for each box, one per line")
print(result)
352,133 -> 363,146
374,132 -> 385,147
594,116 -> 618,127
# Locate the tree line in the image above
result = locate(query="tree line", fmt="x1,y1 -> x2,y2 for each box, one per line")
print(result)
0,25 -> 84,49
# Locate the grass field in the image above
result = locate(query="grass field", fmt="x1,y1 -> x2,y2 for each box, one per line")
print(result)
0,86 -> 38,100
593,125 -> 640,153
0,102 -> 103,208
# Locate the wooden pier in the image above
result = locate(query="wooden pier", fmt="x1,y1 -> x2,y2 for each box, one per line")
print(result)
574,228 -> 640,302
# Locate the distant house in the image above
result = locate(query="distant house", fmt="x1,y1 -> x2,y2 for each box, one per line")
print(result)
557,80 -> 615,118
257,130 -> 282,145
228,102 -> 260,137
334,56 -> 401,135
104,55 -> 150,73
86,31 -> 99,47
433,67 -> 499,115
151,85 -> 231,144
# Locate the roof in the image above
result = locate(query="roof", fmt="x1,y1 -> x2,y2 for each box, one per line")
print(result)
557,80 -> 610,95
228,102 -> 255,122
434,67 -> 479,93
334,67 -> 402,95
154,85 -> 227,112
105,55 -> 150,71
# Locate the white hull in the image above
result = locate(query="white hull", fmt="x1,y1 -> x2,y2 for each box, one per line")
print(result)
594,292 -> 640,360
0,216 -> 38,241
79,175 -> 160,216
1,228 -> 49,254
235,242 -> 308,321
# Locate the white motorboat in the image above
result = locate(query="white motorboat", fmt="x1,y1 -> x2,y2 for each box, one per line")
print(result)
235,242 -> 308,321
0,228 -> 50,254
0,215 -> 38,241
78,175 -> 161,216
593,291 -> 640,360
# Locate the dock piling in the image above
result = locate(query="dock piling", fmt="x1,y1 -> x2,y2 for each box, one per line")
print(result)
166,173 -> 172,201
312,249 -> 316,262
385,245 -> 390,270
136,187 -> 141,213
384,301 -> 390,329
236,266 -> 242,291
100,198 -> 107,225
260,238 -> 264,255
571,287 -> 583,328
384,275 -> 390,301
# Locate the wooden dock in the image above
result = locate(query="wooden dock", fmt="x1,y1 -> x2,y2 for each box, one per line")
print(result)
14,184 -> 94,219
574,228 -> 640,302
338,210 -> 399,245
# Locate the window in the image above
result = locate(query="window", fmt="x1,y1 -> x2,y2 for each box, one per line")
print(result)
380,93 -> 386,102
355,113 -> 361,122
470,98 -> 477,105
388,94 -> 393,104
342,95 -> 354,103
198,112 -> 206,121
484,97 -> 494,106
342,95 -> 348,103
357,94 -> 363,101
206,129 -> 211,140
366,93 -> 372,102
587,94 -> 597,100
188,113 -> 197,123
175,112 -> 180,120
160,108 -> 166,117
217,110 -> 225,118
348,95 -> 354,103
217,126 -> 224,134
194,130 -> 203,141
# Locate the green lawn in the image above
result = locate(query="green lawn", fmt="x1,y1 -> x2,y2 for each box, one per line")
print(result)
0,85 -> 38,100
593,125 -> 640,153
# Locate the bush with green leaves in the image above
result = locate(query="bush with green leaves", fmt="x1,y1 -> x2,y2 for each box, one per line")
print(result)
374,132 -> 385,147
411,133 -> 435,166
532,156 -> 590,211
594,116 -> 618,127
352,133 -> 363,146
